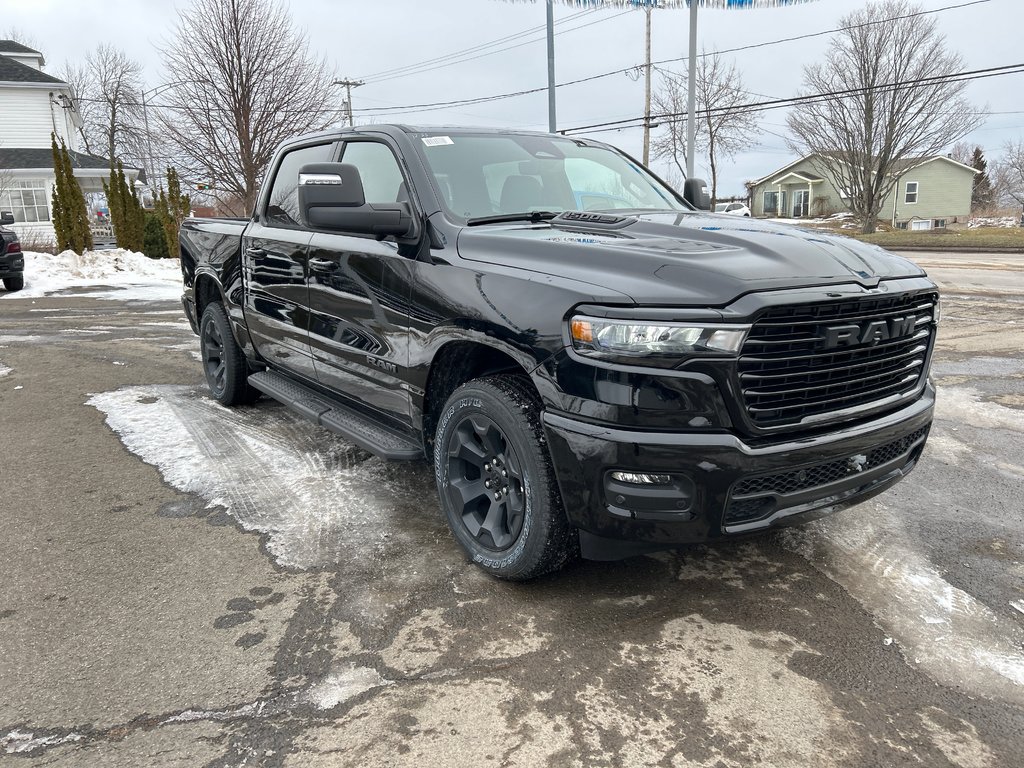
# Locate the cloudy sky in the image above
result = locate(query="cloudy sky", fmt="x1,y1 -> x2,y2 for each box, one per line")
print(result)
5,0 -> 1022,195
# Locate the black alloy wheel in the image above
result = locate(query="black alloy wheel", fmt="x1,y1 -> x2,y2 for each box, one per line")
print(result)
434,376 -> 577,580
199,302 -> 258,406
445,412 -> 526,551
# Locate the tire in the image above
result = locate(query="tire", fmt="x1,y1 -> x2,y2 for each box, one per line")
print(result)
199,302 -> 258,406
434,376 -> 577,580
3,275 -> 23,292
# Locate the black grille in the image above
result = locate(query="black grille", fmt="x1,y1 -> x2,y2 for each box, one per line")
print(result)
724,425 -> 929,525
738,292 -> 937,428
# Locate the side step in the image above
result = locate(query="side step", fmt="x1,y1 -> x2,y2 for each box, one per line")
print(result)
248,371 -> 423,460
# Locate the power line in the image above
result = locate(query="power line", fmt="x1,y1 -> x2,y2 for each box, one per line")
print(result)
350,0 -> 990,117
74,0 -> 996,122
363,8 -> 634,86
559,63 -> 1024,135
357,7 -> 597,83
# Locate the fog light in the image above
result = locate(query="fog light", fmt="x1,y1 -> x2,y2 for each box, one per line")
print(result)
609,471 -> 671,485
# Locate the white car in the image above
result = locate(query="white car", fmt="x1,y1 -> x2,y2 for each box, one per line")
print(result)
715,202 -> 751,217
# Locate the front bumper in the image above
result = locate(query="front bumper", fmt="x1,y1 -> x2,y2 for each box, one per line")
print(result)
0,252 -> 24,277
542,384 -> 934,557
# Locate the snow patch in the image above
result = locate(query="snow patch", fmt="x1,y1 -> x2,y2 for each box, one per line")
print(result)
2,729 -> 83,755
86,384 -> 433,569
0,363 -> 10,378
783,509 -> 1024,702
305,664 -> 391,709
968,216 -> 1019,228
1,250 -> 181,301
936,387 -> 1024,433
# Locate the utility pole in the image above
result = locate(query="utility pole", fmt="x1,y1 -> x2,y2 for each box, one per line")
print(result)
642,5 -> 652,165
335,78 -> 364,127
685,0 -> 697,178
546,0 -> 556,132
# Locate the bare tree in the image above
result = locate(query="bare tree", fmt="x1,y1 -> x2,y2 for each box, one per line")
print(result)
0,166 -> 13,217
787,0 -> 981,233
62,45 -> 146,166
948,141 -> 972,166
158,0 -> 340,215
994,139 -> 1024,210
652,53 -> 759,203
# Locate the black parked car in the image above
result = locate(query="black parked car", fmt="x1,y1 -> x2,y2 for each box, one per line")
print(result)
0,211 -> 24,292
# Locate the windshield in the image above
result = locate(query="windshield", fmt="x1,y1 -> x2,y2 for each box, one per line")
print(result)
415,132 -> 686,221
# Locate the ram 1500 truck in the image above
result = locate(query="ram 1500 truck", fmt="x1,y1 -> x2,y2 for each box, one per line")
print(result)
180,125 -> 937,580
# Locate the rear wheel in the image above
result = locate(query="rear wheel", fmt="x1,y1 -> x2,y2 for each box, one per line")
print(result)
199,302 -> 258,406
434,376 -> 577,580
3,275 -> 23,291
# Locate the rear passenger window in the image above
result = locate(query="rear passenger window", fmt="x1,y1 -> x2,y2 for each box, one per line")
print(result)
341,142 -> 406,204
266,143 -> 335,226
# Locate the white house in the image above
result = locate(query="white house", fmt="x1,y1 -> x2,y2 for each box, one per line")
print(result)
0,40 -> 141,244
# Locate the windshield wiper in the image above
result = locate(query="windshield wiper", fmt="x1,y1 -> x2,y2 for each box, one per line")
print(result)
466,211 -> 560,226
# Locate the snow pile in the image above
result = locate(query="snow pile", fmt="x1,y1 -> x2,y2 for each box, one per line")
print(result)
2,249 -> 182,301
968,216 -> 1020,229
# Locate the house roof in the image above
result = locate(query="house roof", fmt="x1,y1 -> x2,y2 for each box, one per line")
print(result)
752,152 -> 978,187
771,170 -> 824,184
0,147 -> 141,173
0,52 -> 65,85
0,39 -> 43,55
892,155 -> 979,175
0,40 -> 44,56
749,154 -> 815,186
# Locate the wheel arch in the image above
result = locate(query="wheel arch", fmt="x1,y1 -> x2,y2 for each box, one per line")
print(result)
194,270 -> 225,321
421,339 -> 542,454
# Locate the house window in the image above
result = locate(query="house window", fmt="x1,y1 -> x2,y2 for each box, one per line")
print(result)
910,219 -> 932,231
904,181 -> 919,204
0,180 -> 50,223
763,190 -> 779,214
933,219 -> 947,229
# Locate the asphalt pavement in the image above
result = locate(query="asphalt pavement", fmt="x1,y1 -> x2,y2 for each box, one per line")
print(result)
0,255 -> 1022,767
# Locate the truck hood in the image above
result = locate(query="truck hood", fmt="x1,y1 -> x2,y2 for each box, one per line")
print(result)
456,212 -> 926,306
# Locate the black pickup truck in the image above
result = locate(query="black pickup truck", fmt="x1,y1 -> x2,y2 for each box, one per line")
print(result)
180,125 -> 937,580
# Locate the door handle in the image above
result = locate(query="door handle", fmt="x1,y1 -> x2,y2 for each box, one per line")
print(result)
309,258 -> 338,272
245,247 -> 266,257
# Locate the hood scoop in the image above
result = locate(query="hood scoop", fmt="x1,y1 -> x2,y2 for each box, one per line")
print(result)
550,210 -> 636,231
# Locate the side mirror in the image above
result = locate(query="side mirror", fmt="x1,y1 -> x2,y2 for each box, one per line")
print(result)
0,211 -> 14,225
297,162 -> 413,237
682,178 -> 711,211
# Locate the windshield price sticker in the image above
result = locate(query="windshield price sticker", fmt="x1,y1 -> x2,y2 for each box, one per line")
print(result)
422,136 -> 454,146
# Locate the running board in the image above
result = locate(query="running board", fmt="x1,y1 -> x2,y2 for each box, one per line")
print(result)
248,371 -> 423,460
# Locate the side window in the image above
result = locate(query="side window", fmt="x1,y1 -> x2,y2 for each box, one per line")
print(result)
340,141 -> 405,204
904,181 -> 919,204
266,143 -> 336,226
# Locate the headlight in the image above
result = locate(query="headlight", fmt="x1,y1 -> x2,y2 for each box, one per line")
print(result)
570,315 -> 749,366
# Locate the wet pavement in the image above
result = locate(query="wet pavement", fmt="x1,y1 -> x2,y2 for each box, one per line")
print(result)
0,258 -> 1022,766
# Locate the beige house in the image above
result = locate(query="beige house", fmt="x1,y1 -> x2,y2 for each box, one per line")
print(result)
748,153 -> 977,229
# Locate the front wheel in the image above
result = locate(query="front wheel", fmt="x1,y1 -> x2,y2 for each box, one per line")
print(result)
199,302 -> 258,406
434,376 -> 577,580
3,275 -> 24,291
